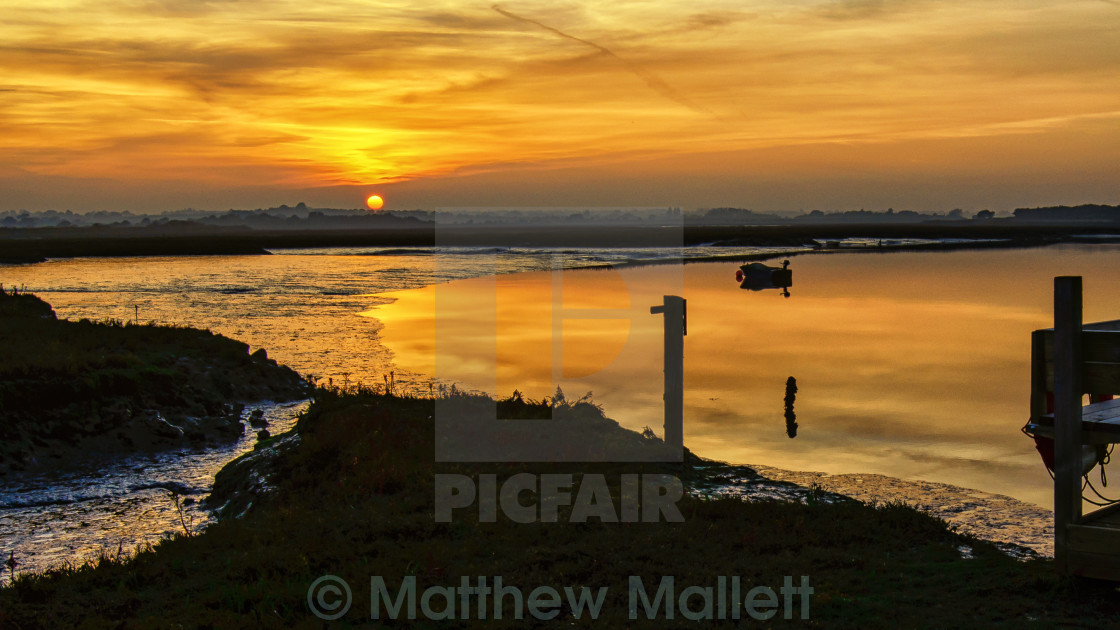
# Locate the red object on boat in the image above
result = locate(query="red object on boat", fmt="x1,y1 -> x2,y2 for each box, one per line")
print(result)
1034,433 -> 1055,472
1030,392 -> 1112,472
735,269 -> 744,282
1033,392 -> 1056,471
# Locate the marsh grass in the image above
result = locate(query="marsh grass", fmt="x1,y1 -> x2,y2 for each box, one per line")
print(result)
0,290 -> 286,414
0,290 -> 304,469
2,388 -> 1118,627
168,491 -> 195,538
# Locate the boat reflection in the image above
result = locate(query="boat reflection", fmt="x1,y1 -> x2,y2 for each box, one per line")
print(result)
737,260 -> 792,297
373,246 -> 1120,510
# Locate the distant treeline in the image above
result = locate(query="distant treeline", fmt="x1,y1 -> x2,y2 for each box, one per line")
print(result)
0,202 -> 428,230
3,202 -> 1120,231
1011,204 -> 1120,223
689,206 -> 990,225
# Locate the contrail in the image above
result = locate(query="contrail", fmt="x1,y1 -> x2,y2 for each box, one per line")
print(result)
492,4 -> 714,116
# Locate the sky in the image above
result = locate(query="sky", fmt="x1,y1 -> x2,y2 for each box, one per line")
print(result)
1,0 -> 1119,214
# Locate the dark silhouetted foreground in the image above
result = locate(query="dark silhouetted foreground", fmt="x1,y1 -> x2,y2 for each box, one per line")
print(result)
2,386 -> 1118,627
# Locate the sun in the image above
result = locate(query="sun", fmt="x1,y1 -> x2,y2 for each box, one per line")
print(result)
365,194 -> 384,211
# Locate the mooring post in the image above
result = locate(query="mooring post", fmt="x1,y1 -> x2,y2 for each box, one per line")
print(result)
1053,276 -> 1084,573
650,295 -> 686,453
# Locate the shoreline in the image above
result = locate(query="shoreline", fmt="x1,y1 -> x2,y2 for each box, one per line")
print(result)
743,465 -> 1054,558
3,222 -> 1120,264
5,389 -> 1115,626
0,242 -> 1076,579
0,399 -> 310,584
0,291 -> 308,476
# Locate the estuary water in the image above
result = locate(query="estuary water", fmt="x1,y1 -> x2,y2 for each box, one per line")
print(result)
0,244 -> 798,580
2,242 -> 1119,576
367,244 -> 1120,556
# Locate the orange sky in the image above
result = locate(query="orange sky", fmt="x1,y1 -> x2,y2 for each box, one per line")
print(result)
2,0 -> 1119,213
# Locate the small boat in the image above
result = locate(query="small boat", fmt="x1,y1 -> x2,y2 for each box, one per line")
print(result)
736,260 -> 792,296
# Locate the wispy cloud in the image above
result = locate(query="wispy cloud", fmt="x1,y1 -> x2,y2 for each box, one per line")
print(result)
490,4 -> 714,116
813,0 -> 931,21
0,0 -> 1117,210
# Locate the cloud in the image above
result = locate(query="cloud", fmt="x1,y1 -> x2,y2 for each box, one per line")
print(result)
814,0 -> 930,21
490,4 -> 715,117
0,0 -> 1118,210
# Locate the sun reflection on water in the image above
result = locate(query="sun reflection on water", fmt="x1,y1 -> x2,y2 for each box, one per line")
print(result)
373,245 -> 1120,511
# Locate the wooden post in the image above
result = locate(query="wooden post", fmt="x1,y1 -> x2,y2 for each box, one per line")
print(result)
1029,329 -> 1048,421
651,295 -> 686,455
1053,276 -> 1084,573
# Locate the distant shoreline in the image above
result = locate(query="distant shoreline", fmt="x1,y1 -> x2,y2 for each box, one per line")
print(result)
3,221 -> 1120,264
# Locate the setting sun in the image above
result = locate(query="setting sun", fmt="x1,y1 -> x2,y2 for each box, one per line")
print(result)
0,2 -> 1118,212
366,194 -> 384,211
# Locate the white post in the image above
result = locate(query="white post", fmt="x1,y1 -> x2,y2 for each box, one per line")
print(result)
650,295 -> 686,455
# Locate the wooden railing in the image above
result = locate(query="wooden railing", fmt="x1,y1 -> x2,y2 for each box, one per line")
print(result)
1030,276 -> 1120,580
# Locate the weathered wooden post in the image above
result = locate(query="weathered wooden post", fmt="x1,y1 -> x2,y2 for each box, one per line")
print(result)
650,295 -> 686,454
1026,278 -> 1120,579
1053,276 -> 1084,573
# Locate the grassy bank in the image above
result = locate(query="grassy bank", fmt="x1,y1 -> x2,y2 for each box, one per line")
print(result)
0,290 -> 305,473
2,388 -> 1117,628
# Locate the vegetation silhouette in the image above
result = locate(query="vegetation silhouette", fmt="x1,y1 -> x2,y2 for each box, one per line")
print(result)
4,387 -> 1118,625
0,290 -> 305,473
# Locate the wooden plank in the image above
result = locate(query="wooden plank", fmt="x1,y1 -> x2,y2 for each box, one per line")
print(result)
1068,524 -> 1120,553
1067,508 -> 1120,583
1027,421 -> 1120,445
1085,501 -> 1120,523
1040,330 -> 1120,364
1043,319 -> 1120,331
1034,399 -> 1120,440
1030,329 -> 1050,421
1085,319 -> 1120,331
1083,331 -> 1120,362
1081,398 -> 1120,422
1039,331 -> 1120,393
1053,276 -> 1084,573
1041,361 -> 1120,394
1036,397 -> 1120,424
1066,549 -> 1120,581
1083,505 -> 1120,528
1084,362 -> 1120,394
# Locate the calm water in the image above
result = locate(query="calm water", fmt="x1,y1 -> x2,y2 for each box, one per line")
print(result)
372,245 -> 1120,511
2,243 -> 1118,574
0,245 -> 802,388
0,244 -> 798,579
368,244 -> 1120,556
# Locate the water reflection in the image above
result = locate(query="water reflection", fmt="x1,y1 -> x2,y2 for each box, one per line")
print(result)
738,260 -> 792,297
0,400 -> 307,583
4,244 -> 1120,563
374,246 -> 1120,510
784,376 -> 798,439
